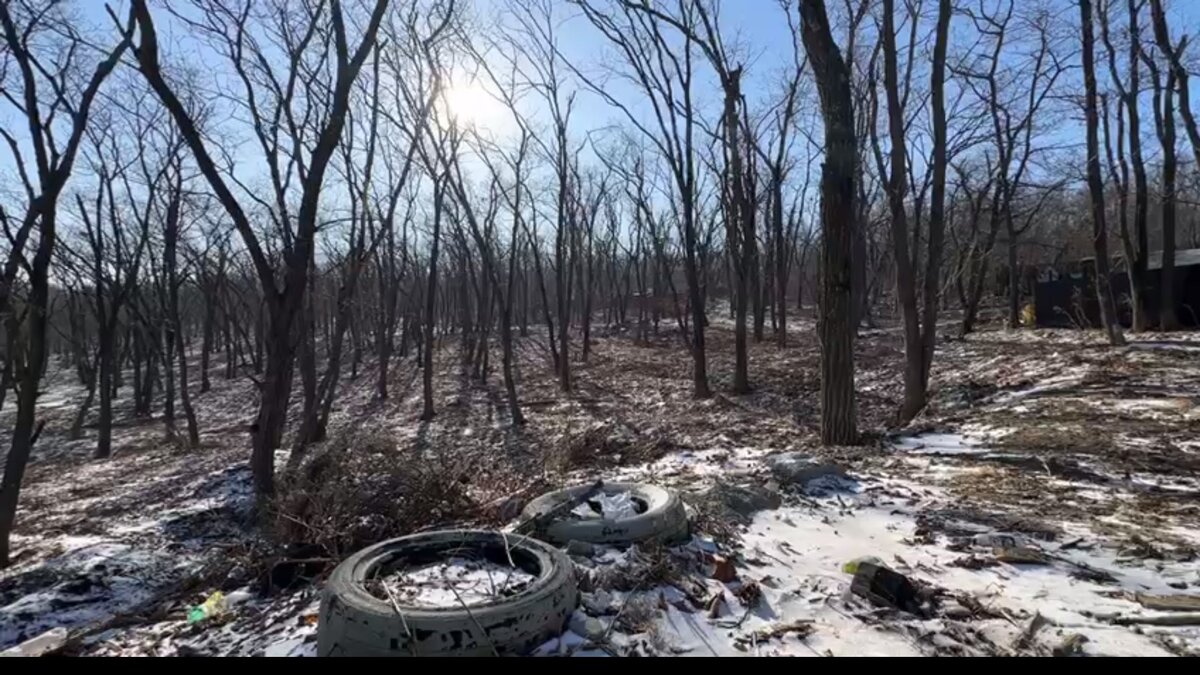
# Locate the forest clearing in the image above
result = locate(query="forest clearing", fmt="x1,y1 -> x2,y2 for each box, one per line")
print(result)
3,0 -> 1200,659
2,317 -> 1198,656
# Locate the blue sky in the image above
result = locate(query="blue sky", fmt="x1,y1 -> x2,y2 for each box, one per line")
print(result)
12,0 -> 1200,217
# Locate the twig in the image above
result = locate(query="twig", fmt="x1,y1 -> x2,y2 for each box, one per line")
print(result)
1011,611 -> 1049,653
598,578 -> 649,647
1038,457 -> 1053,478
441,569 -> 501,657
716,602 -> 754,629
497,531 -> 517,596
500,531 -> 515,568
276,511 -> 322,537
30,419 -> 47,446
379,578 -> 419,657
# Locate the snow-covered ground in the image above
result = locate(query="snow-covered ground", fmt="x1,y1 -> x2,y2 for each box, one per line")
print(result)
542,438 -> 1200,657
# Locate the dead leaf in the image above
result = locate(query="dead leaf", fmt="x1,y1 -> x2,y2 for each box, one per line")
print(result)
734,581 -> 761,607
733,620 -> 815,649
1053,633 -> 1088,657
711,555 -> 737,583
994,546 -> 1049,565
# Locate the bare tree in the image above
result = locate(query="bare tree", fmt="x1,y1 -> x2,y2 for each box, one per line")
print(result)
919,0 -> 953,415
421,172 -> 447,421
1146,0 -> 1189,331
67,110 -> 157,460
1148,0 -> 1200,172
951,1 -> 1065,334
1099,0 -> 1150,331
570,0 -> 713,398
161,155 -> 201,448
875,0 -> 922,421
0,1 -> 132,568
623,0 -> 761,393
1081,0 -> 1126,345
751,3 -> 807,348
128,0 -> 390,500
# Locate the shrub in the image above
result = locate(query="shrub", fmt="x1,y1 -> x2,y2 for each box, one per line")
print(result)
269,429 -> 476,558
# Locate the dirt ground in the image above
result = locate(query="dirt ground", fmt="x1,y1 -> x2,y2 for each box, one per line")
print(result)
2,311 -> 1198,656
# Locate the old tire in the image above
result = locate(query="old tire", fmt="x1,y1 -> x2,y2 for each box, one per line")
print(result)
317,530 -> 577,657
520,482 -> 689,546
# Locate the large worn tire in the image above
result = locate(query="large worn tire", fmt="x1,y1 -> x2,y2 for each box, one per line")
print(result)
317,530 -> 577,657
521,482 -> 689,546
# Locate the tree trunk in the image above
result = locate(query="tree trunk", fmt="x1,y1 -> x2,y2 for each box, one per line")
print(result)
920,0 -> 952,396
251,314 -> 296,497
881,0 -> 924,423
525,224 -> 560,370
500,200 -> 525,425
684,211 -> 711,399
164,178 -> 198,447
422,181 -> 445,421
163,315 -> 176,429
1080,0 -> 1126,345
295,276 -> 318,450
0,208 -> 57,568
1005,231 -> 1020,329
800,0 -> 858,445
1099,1 -> 1147,331
555,167 -> 572,393
1159,63 -> 1178,331
723,67 -> 751,395
200,283 -> 215,392
70,351 -> 100,440
1127,0 -> 1151,332
95,330 -> 116,459
773,173 -> 788,346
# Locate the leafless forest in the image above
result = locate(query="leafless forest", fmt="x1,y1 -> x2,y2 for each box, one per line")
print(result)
1,0 -> 1199,658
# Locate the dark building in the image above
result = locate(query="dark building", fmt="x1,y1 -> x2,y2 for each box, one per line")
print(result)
1034,248 -> 1200,328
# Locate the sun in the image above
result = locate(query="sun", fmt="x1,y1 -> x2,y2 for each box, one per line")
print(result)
439,77 -> 509,134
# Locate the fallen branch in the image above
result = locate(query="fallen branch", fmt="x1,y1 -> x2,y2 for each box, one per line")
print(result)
1108,613 -> 1200,627
511,480 -> 604,536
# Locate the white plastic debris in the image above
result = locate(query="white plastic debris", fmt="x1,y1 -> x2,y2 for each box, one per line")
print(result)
2,627 -> 68,657
571,491 -> 640,520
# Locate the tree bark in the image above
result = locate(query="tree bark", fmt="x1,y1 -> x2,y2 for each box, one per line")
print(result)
799,0 -> 858,445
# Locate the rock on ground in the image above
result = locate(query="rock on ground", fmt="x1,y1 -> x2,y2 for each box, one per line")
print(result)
690,481 -> 783,522
767,453 -> 844,486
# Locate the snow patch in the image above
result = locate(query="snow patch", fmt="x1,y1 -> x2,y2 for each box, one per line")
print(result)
377,558 -> 536,609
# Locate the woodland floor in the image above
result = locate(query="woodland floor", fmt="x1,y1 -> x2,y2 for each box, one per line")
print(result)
1,310 -> 1199,656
